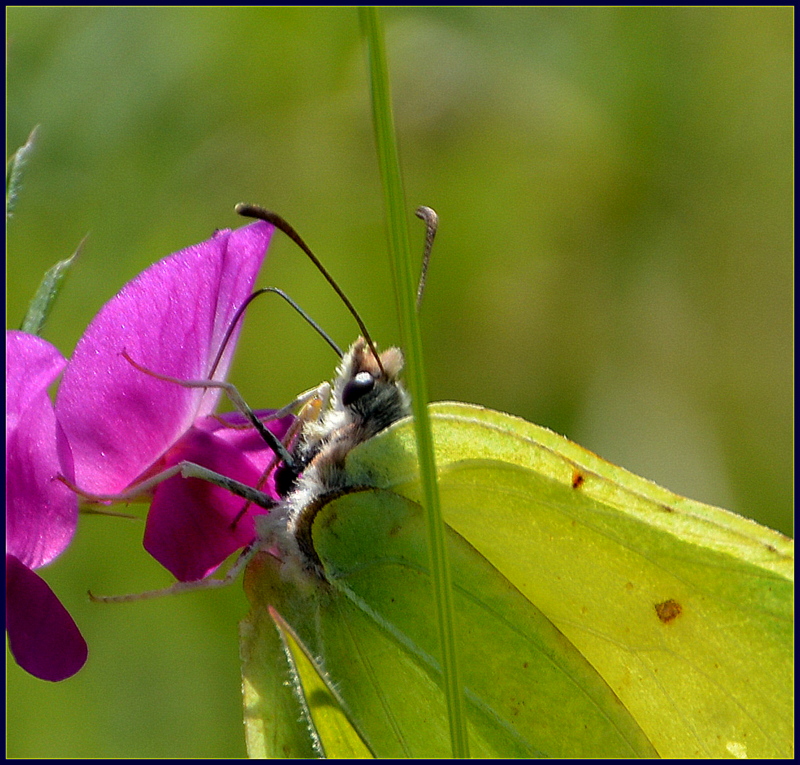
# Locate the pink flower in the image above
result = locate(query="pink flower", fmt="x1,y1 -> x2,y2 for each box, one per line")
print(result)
55,221 -> 291,581
6,330 -> 87,681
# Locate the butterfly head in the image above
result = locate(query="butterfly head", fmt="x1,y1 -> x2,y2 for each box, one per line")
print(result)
332,337 -> 410,438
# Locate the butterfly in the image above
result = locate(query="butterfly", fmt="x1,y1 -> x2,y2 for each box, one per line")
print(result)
229,207 -> 793,759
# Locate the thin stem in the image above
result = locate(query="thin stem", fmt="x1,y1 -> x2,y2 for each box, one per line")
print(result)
360,8 -> 468,758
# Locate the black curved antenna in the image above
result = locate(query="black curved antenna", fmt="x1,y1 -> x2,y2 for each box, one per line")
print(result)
236,204 -> 384,374
415,205 -> 438,311
208,287 -> 343,382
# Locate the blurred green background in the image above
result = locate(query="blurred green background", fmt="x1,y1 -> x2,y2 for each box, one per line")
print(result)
6,7 -> 792,758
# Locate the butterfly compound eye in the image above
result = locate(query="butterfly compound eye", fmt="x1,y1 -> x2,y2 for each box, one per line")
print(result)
342,371 -> 375,407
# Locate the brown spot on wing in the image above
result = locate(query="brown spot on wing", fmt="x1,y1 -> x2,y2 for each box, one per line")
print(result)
655,599 -> 682,623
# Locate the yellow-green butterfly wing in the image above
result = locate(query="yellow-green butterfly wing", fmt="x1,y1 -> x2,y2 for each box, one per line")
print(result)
241,402 -> 793,758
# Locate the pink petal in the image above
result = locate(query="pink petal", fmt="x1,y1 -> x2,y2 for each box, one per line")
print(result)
6,554 -> 88,682
55,221 -> 273,494
143,412 -> 293,581
7,331 -> 67,434
6,332 -> 77,569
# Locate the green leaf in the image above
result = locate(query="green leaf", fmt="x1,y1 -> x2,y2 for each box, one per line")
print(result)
241,402 -> 792,757
6,125 -> 38,219
6,126 -> 83,335
19,235 -> 85,336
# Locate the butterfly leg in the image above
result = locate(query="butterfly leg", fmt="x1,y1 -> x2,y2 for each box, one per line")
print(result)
88,540 -> 263,603
61,460 -> 277,511
120,350 -> 293,466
